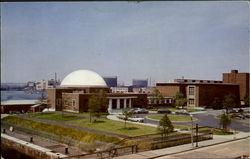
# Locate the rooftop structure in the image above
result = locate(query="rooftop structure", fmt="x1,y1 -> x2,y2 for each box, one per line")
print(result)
60,70 -> 107,88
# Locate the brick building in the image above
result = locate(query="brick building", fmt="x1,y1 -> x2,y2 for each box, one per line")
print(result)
47,70 -> 147,113
157,82 -> 240,108
223,70 -> 249,104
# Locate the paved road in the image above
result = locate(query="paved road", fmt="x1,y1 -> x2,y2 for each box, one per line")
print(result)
136,111 -> 250,132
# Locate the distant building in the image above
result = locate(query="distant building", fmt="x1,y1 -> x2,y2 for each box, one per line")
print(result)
223,70 -> 249,104
1,100 -> 39,113
133,87 -> 155,94
36,79 -> 59,91
111,86 -> 129,93
132,79 -> 148,88
103,76 -> 118,88
173,79 -> 223,84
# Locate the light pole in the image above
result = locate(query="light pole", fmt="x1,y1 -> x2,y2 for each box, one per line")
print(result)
190,114 -> 194,148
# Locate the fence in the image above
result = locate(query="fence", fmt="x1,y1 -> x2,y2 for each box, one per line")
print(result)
62,145 -> 137,159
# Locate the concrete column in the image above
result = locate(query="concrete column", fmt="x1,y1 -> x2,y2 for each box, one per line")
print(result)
124,98 -> 127,109
117,99 -> 120,109
108,98 -> 112,111
129,98 -> 132,108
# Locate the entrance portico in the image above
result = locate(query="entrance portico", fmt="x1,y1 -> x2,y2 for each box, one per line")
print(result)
108,96 -> 137,113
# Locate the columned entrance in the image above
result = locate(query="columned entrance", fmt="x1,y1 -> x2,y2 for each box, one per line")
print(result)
108,96 -> 137,113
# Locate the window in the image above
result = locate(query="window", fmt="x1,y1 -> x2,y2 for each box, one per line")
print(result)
188,87 -> 195,95
189,99 -> 194,105
72,99 -> 76,107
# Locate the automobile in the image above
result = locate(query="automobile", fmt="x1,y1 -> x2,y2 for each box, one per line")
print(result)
129,108 -> 149,114
134,108 -> 149,114
157,109 -> 172,114
237,109 -> 244,113
175,109 -> 189,115
129,116 -> 144,122
242,113 -> 250,118
231,113 -> 245,119
193,107 -> 206,111
228,109 -> 237,113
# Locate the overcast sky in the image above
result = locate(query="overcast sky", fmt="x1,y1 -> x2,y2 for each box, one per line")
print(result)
1,2 -> 249,85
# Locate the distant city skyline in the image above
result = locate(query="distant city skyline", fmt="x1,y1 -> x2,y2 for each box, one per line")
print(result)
1,2 -> 249,85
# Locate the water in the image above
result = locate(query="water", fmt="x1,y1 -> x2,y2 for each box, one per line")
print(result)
1,145 -> 35,159
1,91 -> 45,101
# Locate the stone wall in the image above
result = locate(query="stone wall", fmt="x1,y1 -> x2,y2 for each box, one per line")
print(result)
1,133 -> 67,159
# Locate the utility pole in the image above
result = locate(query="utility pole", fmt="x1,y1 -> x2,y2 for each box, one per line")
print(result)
196,124 -> 198,147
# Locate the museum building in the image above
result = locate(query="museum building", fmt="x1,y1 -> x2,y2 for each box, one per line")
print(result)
47,70 -> 148,113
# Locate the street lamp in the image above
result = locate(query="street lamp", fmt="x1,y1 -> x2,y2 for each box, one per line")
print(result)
190,114 -> 194,148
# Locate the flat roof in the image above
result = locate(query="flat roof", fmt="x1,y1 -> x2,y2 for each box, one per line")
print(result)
1,100 -> 39,105
157,83 -> 239,86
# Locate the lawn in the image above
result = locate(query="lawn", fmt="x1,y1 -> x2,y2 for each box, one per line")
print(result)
68,118 -> 178,137
245,123 -> 250,127
147,107 -> 200,113
148,114 -> 197,122
2,116 -> 121,143
28,112 -> 85,122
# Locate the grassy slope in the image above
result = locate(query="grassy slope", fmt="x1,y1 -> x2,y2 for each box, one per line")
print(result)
29,112 -> 84,122
67,118 -> 163,137
148,114 -> 197,122
2,116 -> 121,143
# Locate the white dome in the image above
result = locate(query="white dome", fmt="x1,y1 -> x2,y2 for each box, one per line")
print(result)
60,70 -> 107,87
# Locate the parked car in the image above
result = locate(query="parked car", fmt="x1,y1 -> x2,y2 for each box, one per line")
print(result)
129,116 -> 144,122
243,113 -> 250,118
175,109 -> 189,115
228,109 -> 237,113
237,109 -> 244,113
129,108 -> 149,114
157,109 -> 172,114
231,113 -> 245,119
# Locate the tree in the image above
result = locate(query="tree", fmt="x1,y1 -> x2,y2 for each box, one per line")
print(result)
88,90 -> 108,123
244,95 -> 249,106
149,88 -> 164,106
122,110 -> 132,128
158,114 -> 174,138
173,92 -> 187,108
219,113 -> 231,132
223,94 -> 236,113
212,97 -> 222,110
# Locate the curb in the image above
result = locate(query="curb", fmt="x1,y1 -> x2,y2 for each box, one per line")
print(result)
147,136 -> 250,159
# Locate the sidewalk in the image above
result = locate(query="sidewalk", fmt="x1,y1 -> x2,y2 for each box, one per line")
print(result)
113,132 -> 250,159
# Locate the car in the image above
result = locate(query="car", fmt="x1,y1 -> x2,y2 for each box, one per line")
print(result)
157,109 -> 172,114
237,109 -> 244,113
175,109 -> 189,115
231,113 -> 245,119
228,109 -> 237,113
242,113 -> 250,118
129,116 -> 144,122
134,108 -> 149,114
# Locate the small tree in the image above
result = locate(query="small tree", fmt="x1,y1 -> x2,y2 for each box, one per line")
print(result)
123,110 -> 132,128
244,95 -> 249,106
173,92 -> 187,109
219,113 -> 231,132
223,94 -> 236,113
158,114 -> 174,138
212,97 -> 222,110
88,90 -> 108,123
149,88 -> 164,106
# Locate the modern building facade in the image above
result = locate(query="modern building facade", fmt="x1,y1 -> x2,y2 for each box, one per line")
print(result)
223,70 -> 249,104
47,70 -> 147,113
103,76 -> 118,88
132,79 -> 148,88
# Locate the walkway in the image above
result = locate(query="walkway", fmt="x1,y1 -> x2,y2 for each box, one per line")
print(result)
114,134 -> 250,159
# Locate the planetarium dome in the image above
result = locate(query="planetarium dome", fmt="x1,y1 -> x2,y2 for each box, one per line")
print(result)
60,70 -> 107,87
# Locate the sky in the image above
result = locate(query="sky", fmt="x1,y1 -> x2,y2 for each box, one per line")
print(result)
1,2 -> 249,85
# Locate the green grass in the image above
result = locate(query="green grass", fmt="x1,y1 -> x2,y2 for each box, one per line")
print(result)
2,116 -> 121,143
245,123 -> 250,127
173,125 -> 192,130
148,115 -> 197,122
68,118 -> 178,137
147,107 -> 200,113
28,112 -> 85,122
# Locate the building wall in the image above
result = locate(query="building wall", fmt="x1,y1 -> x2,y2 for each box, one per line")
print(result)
157,84 -> 181,97
223,71 -> 249,101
